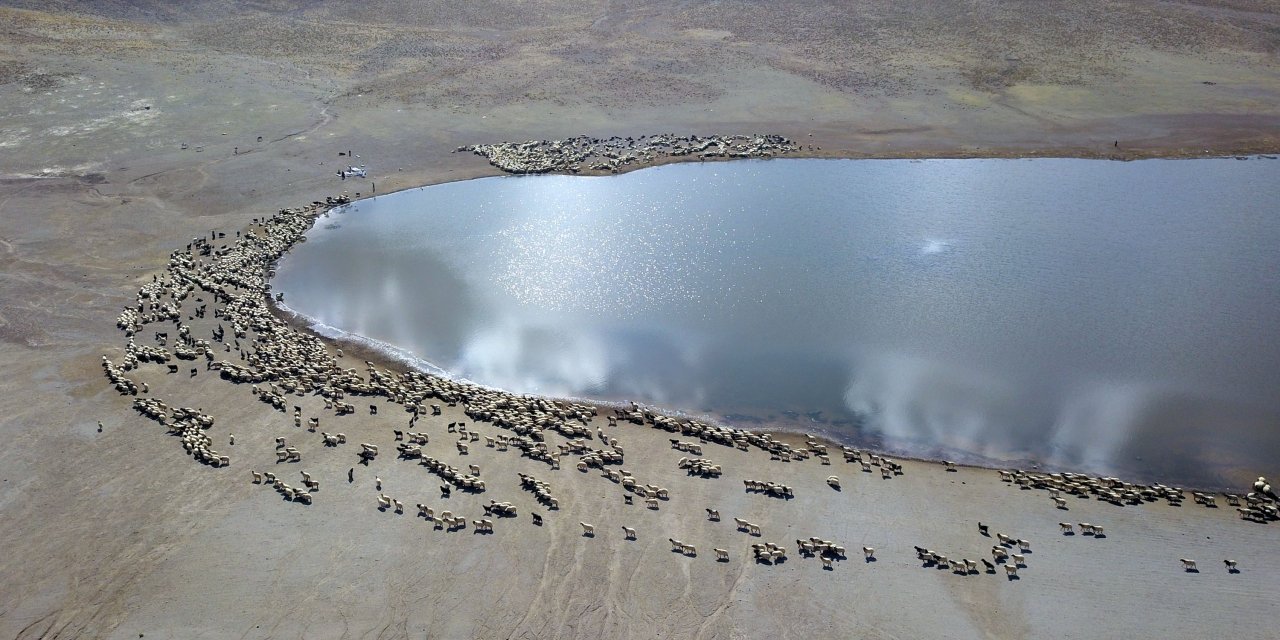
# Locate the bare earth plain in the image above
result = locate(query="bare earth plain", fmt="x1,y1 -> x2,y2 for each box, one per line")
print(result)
1,1 -> 1278,638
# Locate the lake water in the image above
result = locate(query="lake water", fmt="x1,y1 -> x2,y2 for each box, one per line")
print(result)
275,158 -> 1280,486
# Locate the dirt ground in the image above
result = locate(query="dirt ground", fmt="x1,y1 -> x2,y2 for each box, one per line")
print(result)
0,2 -> 1278,638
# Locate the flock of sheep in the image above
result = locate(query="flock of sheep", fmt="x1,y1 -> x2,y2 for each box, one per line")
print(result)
101,188 -> 1276,583
457,133 -> 797,175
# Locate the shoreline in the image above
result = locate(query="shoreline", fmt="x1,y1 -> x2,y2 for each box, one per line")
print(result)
265,152 -> 1272,492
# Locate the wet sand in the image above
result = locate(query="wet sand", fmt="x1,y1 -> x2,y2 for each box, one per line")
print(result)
2,2 -> 1279,638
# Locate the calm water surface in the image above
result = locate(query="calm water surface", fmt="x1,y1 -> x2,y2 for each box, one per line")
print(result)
275,159 -> 1280,485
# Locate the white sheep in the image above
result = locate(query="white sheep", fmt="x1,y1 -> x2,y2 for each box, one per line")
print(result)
622,526 -> 637,539
580,522 -> 595,536
1018,539 -> 1031,552
1180,558 -> 1197,571
376,494 -> 391,509
669,538 -> 685,552
469,464 -> 481,476
392,499 -> 404,513
1052,496 -> 1067,508
748,523 -> 762,537
1004,563 -> 1018,577
863,546 -> 875,559
715,548 -> 729,561
1011,554 -> 1026,566
734,517 -> 749,530
827,476 -> 841,489
251,470 -> 263,483
1059,522 -> 1073,534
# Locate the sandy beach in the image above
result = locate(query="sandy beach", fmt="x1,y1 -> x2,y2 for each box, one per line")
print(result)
1,2 -> 1279,638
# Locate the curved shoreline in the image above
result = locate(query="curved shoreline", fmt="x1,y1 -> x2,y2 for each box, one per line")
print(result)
263,153 -> 1277,491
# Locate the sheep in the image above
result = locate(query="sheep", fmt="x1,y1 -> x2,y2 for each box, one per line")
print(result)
457,442 -> 469,455
580,522 -> 595,536
532,513 -> 543,526
827,476 -> 841,489
645,498 -> 659,509
1224,559 -> 1238,572
670,538 -> 685,552
1011,554 -> 1026,566
863,546 -> 875,560
981,558 -> 996,572
251,470 -> 263,483
715,548 -> 729,561
376,494 -> 391,509
943,460 -> 957,472
1079,523 -> 1095,535
469,464 -> 481,476
1180,558 -> 1197,571
375,476 -> 382,490
706,508 -> 720,521
821,555 -> 834,569
978,522 -> 989,536
392,499 -> 404,514
733,517 -> 749,530
996,532 -> 1013,546
682,544 -> 697,556
294,491 -> 313,505
417,503 -> 432,519
748,524 -> 762,537
1018,539 -> 1031,552
622,526 -> 637,540
1053,496 -> 1068,509
1004,563 -> 1018,577
1059,522 -> 1074,534
1092,525 -> 1104,536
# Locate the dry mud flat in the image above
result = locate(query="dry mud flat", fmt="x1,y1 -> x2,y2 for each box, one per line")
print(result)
0,1 -> 1279,638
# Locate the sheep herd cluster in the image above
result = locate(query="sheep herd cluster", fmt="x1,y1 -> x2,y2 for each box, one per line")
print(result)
101,178 -> 1275,580
915,523 -> 1036,580
997,468 -> 1279,524
457,133 -> 797,174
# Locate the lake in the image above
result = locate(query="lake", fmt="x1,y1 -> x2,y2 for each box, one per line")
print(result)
274,158 -> 1280,486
